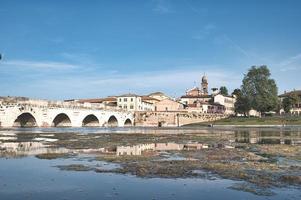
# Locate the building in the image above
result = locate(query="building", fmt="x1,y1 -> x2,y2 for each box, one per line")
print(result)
201,75 -> 209,95
279,90 -> 301,115
148,92 -> 170,101
141,96 -> 160,104
180,94 -> 212,106
154,99 -> 184,111
186,102 -> 225,114
180,75 -> 212,106
213,94 -> 236,115
117,94 -> 154,111
65,97 -> 118,109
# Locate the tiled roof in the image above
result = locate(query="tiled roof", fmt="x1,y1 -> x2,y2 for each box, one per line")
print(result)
148,91 -> 166,96
181,95 -> 212,98
141,96 -> 160,101
279,90 -> 301,97
77,97 -> 116,103
117,93 -> 140,97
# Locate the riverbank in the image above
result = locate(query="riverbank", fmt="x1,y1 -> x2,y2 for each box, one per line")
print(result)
184,116 -> 301,127
0,127 -> 300,196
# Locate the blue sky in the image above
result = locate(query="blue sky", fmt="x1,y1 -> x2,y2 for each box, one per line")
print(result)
0,0 -> 301,100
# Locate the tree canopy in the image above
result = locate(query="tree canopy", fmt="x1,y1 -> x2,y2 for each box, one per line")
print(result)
282,92 -> 301,113
241,65 -> 278,114
219,86 -> 228,96
233,88 -> 251,115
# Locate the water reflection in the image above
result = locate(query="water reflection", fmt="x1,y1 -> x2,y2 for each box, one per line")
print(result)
0,141 -> 68,157
235,130 -> 301,145
116,143 -> 217,156
0,127 -> 301,158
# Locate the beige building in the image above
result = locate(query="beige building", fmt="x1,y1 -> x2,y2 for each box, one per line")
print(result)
180,94 -> 212,106
148,92 -> 170,101
141,96 -> 160,104
117,94 -> 154,111
154,99 -> 184,111
74,97 -> 117,109
213,94 -> 236,115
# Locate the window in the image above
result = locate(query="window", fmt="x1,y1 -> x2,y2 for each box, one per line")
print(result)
130,105 -> 134,109
124,105 -> 127,109
131,98 -> 133,102
124,98 -> 127,102
119,98 -> 121,102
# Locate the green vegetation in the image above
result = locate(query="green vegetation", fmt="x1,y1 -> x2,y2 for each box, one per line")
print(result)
219,86 -> 228,96
233,88 -> 251,116
189,116 -> 301,126
56,164 -> 92,171
35,153 -> 70,160
236,66 -> 279,115
282,92 -> 301,113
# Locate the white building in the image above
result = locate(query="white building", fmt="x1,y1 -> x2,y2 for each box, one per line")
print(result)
213,94 -> 236,115
117,94 -> 154,111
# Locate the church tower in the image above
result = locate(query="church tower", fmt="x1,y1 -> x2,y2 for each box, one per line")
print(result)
201,75 -> 208,95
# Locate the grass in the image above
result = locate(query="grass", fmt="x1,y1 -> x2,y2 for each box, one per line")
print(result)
35,153 -> 70,160
186,116 -> 301,126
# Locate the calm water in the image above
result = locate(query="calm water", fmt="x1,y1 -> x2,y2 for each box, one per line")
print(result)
0,127 -> 301,200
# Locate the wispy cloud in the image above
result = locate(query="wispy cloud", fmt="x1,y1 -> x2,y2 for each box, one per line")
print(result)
13,67 -> 241,99
153,0 -> 173,14
193,23 -> 217,40
1,60 -> 78,70
278,53 -> 301,72
216,35 -> 250,57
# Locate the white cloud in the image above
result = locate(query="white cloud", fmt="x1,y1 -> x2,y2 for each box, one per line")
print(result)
193,23 -> 217,40
2,60 -> 78,70
278,53 -> 301,72
18,67 -> 241,99
153,0 -> 173,14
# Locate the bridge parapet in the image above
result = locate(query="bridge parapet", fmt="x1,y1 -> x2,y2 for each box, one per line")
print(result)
0,101 -> 134,128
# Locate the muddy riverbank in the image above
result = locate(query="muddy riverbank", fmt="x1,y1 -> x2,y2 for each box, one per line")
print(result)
0,127 -> 300,197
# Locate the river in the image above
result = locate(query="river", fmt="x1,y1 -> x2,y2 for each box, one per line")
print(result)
0,127 -> 300,200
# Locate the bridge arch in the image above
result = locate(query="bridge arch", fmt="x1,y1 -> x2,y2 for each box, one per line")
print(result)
52,113 -> 72,127
124,118 -> 132,127
82,114 -> 100,127
13,112 -> 37,127
107,115 -> 118,127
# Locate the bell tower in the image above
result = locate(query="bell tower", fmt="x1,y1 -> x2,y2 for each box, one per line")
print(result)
201,74 -> 208,95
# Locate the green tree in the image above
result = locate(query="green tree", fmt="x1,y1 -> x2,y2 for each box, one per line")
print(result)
219,86 -> 228,96
282,92 -> 301,113
282,97 -> 293,113
233,89 -> 251,116
241,66 -> 278,114
232,88 -> 241,96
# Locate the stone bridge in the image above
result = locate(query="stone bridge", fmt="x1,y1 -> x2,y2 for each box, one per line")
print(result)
0,102 -> 134,128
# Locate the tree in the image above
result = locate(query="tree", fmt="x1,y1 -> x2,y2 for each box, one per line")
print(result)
282,97 -> 293,113
220,86 -> 228,96
241,65 -> 278,114
282,92 -> 301,113
233,89 -> 251,116
232,88 -> 241,96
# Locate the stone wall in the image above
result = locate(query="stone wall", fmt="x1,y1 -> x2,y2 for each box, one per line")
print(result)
134,111 -> 228,127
